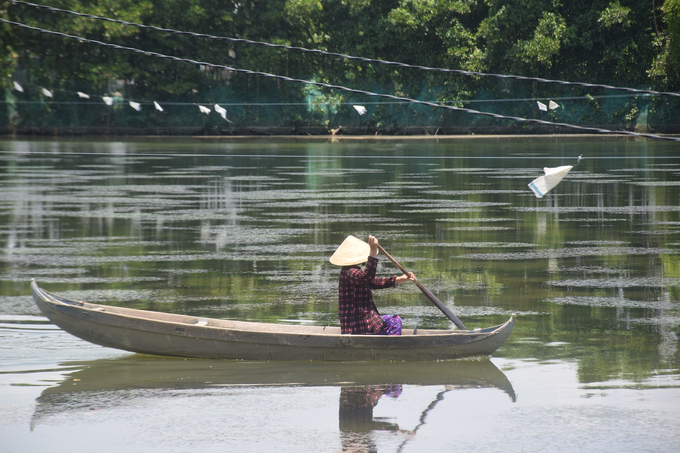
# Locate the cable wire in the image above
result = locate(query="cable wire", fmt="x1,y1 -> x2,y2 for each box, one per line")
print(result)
2,18 -> 679,142
8,0 -> 680,99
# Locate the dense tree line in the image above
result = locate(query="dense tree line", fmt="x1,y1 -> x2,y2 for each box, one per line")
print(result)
1,0 -> 679,134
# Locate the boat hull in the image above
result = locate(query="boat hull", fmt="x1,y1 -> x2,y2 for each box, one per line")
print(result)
31,280 -> 514,361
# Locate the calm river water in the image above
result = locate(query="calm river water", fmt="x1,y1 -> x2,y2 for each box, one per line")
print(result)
1,136 -> 679,452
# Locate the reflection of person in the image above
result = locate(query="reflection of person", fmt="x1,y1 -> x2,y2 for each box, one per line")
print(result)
339,385 -> 405,452
330,235 -> 416,335
339,385 -> 403,433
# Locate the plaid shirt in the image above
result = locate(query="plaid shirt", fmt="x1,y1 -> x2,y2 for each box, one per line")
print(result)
339,256 -> 396,334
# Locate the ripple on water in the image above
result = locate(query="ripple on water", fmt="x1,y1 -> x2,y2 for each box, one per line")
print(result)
564,240 -> 629,246
447,226 -> 514,231
419,241 -> 535,248
558,266 -> 629,275
237,189 -> 396,201
516,206 -> 680,214
403,201 -> 509,208
628,316 -> 680,326
459,247 -> 676,260
436,217 -> 515,223
421,190 -> 526,195
258,212 -> 385,224
15,276 -> 167,284
0,296 -> 43,316
545,296 -> 678,310
381,304 -> 538,319
634,181 -> 680,186
548,277 -> 680,289
199,227 -> 309,246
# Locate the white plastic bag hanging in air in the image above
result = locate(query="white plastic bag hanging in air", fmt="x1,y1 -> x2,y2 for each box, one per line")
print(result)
528,165 -> 573,198
214,104 -> 232,122
537,100 -> 559,111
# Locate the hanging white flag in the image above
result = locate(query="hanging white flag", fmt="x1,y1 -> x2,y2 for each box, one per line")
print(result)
13,81 -> 24,93
102,96 -> 113,106
214,104 -> 232,122
549,100 -> 560,110
198,105 -> 211,114
154,101 -> 164,112
528,165 -> 573,198
42,88 -> 53,98
77,92 -> 90,99
537,101 -> 548,112
129,101 -> 141,111
353,105 -> 367,115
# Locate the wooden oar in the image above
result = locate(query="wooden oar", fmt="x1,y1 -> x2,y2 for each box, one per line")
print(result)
377,244 -> 467,330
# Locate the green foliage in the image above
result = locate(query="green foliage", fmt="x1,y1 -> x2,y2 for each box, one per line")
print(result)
303,82 -> 343,127
598,1 -> 632,28
509,11 -> 567,73
2,0 -> 679,132
650,0 -> 680,87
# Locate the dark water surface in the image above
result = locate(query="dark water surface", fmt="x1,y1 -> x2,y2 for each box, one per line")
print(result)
1,136 -> 679,452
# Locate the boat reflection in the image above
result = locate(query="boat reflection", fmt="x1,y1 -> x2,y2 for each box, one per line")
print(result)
32,355 -> 516,435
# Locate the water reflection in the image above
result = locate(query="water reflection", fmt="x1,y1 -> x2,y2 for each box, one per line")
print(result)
340,384 -> 468,453
31,356 -> 515,432
1,137 -> 679,386
339,385 -> 404,451
3,137 -> 680,453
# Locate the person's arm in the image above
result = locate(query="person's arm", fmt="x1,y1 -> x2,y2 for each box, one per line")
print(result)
368,235 -> 416,287
368,235 -> 379,258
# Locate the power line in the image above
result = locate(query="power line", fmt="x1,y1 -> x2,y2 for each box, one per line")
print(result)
2,18 -> 679,143
8,0 -> 680,99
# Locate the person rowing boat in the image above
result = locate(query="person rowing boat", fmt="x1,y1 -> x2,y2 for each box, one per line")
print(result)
330,235 -> 416,335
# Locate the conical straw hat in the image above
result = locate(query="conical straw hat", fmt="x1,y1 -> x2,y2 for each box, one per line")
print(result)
329,235 -> 371,266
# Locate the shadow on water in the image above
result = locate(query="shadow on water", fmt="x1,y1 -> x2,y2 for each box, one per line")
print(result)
31,356 -> 515,432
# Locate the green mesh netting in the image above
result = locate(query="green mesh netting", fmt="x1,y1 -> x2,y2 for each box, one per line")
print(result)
2,73 -> 679,135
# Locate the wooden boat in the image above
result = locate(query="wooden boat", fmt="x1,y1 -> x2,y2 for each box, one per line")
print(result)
31,279 -> 515,361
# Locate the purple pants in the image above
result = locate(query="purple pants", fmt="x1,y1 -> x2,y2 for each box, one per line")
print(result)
378,314 -> 402,336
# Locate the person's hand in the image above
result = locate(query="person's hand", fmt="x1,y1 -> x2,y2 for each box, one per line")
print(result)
396,272 -> 416,284
368,235 -> 379,257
